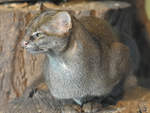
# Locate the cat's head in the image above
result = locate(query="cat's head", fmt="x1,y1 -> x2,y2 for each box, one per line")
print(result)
22,10 -> 72,54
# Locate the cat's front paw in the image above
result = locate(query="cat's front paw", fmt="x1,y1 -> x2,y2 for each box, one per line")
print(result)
82,102 -> 102,113
61,104 -> 81,113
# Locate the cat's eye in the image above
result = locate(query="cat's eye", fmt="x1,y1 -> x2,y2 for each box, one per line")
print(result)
35,32 -> 41,37
36,33 -> 44,40
31,31 -> 44,40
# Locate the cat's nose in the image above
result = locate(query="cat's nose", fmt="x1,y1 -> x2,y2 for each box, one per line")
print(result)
24,41 -> 29,45
21,40 -> 29,48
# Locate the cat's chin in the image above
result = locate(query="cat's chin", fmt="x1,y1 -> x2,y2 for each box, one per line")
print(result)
26,49 -> 46,54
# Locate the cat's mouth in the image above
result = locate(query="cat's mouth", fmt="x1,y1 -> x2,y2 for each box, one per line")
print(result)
22,40 -> 47,54
26,48 -> 44,54
26,46 -> 48,54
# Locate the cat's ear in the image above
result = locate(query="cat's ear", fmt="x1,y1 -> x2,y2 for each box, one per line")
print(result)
52,11 -> 72,34
40,3 -> 48,12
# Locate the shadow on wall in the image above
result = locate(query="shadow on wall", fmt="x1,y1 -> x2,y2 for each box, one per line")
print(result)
105,0 -> 150,88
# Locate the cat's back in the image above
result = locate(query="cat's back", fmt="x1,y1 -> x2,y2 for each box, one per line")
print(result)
79,16 -> 118,44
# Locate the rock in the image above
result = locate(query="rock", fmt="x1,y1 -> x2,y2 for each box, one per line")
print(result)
95,87 -> 150,113
82,102 -> 102,113
111,87 -> 150,113
61,104 -> 81,113
1,86 -> 150,113
3,3 -> 28,8
0,5 -> 45,106
0,90 -> 60,113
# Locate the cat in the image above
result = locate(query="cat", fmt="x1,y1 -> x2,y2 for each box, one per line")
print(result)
22,10 -> 139,112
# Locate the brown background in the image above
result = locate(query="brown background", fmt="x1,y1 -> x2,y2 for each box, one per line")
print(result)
0,0 -> 150,112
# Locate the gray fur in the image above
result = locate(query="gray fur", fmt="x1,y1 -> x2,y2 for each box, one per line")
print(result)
23,11 -> 138,105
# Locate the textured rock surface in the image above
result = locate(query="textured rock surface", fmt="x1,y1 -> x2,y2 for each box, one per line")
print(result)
0,8 -> 45,106
1,86 -> 150,113
113,87 -> 150,113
